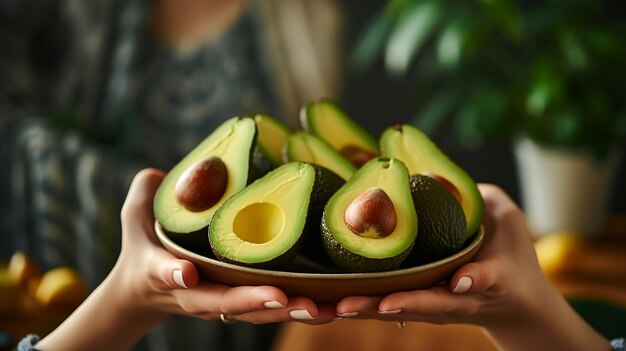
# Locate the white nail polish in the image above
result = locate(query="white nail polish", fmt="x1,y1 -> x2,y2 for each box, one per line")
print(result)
290,309 -> 315,320
173,269 -> 187,288
264,300 -> 285,309
453,276 -> 472,293
378,309 -> 402,315
337,311 -> 359,318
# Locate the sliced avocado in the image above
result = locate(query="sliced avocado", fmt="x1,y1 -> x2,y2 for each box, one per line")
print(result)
283,131 -> 357,181
380,125 -> 483,238
321,157 -> 418,272
154,117 -> 259,249
301,99 -> 379,167
253,114 -> 290,168
405,175 -> 467,266
209,162 -> 344,269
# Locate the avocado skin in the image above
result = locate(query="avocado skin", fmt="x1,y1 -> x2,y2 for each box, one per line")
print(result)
320,212 -> 414,272
299,166 -> 346,267
405,175 -> 467,266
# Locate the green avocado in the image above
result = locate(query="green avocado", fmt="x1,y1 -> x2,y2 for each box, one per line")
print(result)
283,131 -> 356,181
153,117 -> 260,250
404,174 -> 467,266
321,157 -> 418,272
380,124 -> 483,239
300,99 -> 379,167
253,114 -> 290,169
209,162 -> 344,269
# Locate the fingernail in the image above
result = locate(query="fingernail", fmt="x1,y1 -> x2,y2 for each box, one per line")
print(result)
337,311 -> 359,318
264,300 -> 285,309
290,309 -> 315,320
453,276 -> 472,293
173,269 -> 187,288
378,309 -> 402,315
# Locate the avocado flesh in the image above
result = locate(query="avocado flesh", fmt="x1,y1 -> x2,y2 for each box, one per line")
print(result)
380,125 -> 483,239
283,131 -> 356,181
253,114 -> 289,168
209,162 -> 340,269
405,175 -> 467,265
301,100 -> 379,160
321,157 -> 418,272
154,117 -> 257,235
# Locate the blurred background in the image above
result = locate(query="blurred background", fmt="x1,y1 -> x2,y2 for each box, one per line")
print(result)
1,0 -> 625,350
340,0 -> 626,218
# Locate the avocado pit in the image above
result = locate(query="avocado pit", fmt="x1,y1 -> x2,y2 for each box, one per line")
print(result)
344,187 -> 397,238
175,156 -> 228,212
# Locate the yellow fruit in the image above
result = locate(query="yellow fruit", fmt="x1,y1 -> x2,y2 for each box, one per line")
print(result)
35,267 -> 86,309
0,266 -> 21,313
534,231 -> 585,277
8,251 -> 41,287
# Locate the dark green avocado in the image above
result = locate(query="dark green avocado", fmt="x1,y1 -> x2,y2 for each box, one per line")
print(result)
321,157 -> 418,272
153,117 -> 260,250
404,174 -> 467,266
301,99 -> 379,167
209,162 -> 344,269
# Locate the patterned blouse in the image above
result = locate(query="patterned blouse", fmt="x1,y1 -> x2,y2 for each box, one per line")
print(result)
0,0 -> 342,349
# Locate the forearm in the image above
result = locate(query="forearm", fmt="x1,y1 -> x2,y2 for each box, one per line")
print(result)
35,272 -> 167,351
483,282 -> 610,351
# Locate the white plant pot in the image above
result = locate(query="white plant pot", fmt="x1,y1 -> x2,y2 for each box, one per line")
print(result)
514,138 -> 622,237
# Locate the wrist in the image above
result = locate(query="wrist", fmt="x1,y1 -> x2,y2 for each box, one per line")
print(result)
483,280 -> 609,351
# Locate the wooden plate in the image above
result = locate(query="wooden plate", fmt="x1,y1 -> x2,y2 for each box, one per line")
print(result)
155,221 -> 484,302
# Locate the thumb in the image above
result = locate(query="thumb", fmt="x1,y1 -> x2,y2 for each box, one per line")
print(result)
153,256 -> 200,290
449,260 -> 499,295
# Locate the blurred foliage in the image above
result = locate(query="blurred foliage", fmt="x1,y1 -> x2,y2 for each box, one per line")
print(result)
352,0 -> 626,159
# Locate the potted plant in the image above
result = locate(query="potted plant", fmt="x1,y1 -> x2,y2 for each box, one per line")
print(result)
352,0 -> 626,235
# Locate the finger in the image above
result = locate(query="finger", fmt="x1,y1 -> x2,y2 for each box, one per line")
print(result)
121,168 -> 166,244
219,285 -> 289,315
153,256 -> 200,290
233,296 -> 320,324
335,296 -> 381,319
378,285 -> 480,321
449,261 -> 499,295
169,284 -> 288,318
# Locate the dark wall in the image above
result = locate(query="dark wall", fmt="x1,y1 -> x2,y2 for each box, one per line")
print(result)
338,0 -> 626,214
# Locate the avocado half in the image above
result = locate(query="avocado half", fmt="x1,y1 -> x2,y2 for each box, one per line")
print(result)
253,114 -> 290,169
283,131 -> 356,181
154,117 -> 260,248
380,125 -> 484,239
209,162 -> 344,269
321,157 -> 418,272
301,99 -> 379,167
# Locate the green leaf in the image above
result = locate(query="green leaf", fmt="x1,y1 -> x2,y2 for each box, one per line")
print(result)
384,0 -> 442,75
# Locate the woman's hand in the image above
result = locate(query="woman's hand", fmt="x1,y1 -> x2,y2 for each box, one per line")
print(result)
335,184 -> 610,351
113,168 -> 333,325
36,169 -> 335,351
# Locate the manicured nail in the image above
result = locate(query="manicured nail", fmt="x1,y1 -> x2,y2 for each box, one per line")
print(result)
173,269 -> 187,288
453,276 -> 472,293
337,311 -> 359,318
264,300 -> 285,309
290,309 -> 315,320
378,309 -> 402,315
